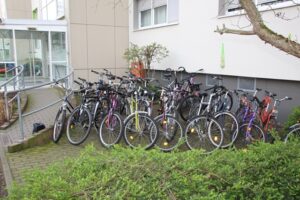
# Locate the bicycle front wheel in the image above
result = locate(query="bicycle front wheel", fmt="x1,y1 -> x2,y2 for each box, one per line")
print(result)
284,127 -> 300,143
235,123 -> 265,148
214,111 -> 239,148
99,112 -> 123,148
185,116 -> 224,154
154,115 -> 183,152
53,108 -> 66,143
124,112 -> 158,150
66,106 -> 92,145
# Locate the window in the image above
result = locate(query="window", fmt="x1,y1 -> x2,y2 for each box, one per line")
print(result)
135,0 -> 179,29
238,77 -> 256,91
154,5 -> 167,24
219,0 -> 295,15
40,0 -> 65,20
141,9 -> 151,27
206,75 -> 221,87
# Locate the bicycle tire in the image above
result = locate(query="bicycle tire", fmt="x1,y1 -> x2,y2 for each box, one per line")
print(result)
284,127 -> 300,143
214,111 -> 239,148
124,112 -> 158,150
94,98 -> 110,130
99,112 -> 123,148
178,95 -> 202,121
52,108 -> 66,143
235,123 -> 265,148
185,115 -> 224,154
66,106 -> 92,145
154,115 -> 183,152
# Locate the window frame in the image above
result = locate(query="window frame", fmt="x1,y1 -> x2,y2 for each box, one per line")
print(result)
237,77 -> 256,92
206,75 -> 222,87
219,0 -> 300,17
137,0 -> 170,29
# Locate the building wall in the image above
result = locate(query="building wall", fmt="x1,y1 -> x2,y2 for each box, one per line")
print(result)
129,0 -> 300,82
0,0 -> 7,18
67,0 -> 129,81
5,0 -> 32,19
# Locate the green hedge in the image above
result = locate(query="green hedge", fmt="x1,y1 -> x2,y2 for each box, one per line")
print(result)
285,106 -> 300,130
7,142 -> 300,200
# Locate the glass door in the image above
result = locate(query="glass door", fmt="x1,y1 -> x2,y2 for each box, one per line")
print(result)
0,29 -> 16,83
15,30 -> 50,85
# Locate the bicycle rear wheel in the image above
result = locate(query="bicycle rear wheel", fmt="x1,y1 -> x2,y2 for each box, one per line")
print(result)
185,116 -> 224,154
178,95 -> 201,121
66,106 -> 92,145
99,112 -> 123,148
124,112 -> 158,150
52,108 -> 66,143
154,115 -> 183,151
235,123 -> 265,148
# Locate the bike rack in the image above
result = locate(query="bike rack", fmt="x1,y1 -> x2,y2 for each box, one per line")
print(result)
1,65 -> 73,142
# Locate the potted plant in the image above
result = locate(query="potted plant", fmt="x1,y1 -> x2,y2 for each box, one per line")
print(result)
123,43 -> 145,78
141,42 -> 169,76
124,42 -> 169,78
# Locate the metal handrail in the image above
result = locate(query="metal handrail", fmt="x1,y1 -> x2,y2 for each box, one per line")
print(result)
15,71 -> 74,141
7,71 -> 73,94
0,65 -> 24,89
0,65 -> 24,120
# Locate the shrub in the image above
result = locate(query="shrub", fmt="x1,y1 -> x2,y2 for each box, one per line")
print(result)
7,142 -> 300,200
285,106 -> 300,130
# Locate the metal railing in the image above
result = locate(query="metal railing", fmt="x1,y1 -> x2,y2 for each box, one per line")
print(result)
0,65 -> 73,141
13,72 -> 73,141
0,65 -> 24,121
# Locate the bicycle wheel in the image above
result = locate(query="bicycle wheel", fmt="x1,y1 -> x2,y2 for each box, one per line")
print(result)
154,115 -> 183,151
178,95 -> 201,121
216,91 -> 233,112
235,123 -> 265,148
52,108 -> 66,143
214,111 -> 239,148
66,106 -> 92,145
185,116 -> 224,154
124,112 -> 158,150
99,112 -> 123,148
284,127 -> 300,143
94,98 -> 110,130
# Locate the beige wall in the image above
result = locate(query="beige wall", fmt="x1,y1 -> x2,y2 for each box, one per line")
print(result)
5,0 -> 32,19
68,0 -> 129,81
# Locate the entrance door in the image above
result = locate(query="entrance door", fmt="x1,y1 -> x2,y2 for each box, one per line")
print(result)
15,30 -> 50,85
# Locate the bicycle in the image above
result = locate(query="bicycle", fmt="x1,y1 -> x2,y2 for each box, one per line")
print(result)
185,92 -> 224,153
52,82 -> 75,143
66,78 -> 110,145
154,86 -> 183,151
123,90 -> 158,150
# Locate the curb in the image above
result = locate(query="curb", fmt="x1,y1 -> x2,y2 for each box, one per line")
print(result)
7,127 -> 53,153
0,136 -> 13,192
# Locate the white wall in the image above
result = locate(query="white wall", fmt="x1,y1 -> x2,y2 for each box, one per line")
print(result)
129,0 -> 300,81
0,0 -> 7,18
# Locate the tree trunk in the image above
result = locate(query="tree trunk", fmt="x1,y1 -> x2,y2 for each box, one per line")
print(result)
239,0 -> 300,58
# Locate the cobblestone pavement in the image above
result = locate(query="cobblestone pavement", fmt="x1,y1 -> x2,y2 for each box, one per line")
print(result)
6,130 -> 103,183
0,87 -> 66,191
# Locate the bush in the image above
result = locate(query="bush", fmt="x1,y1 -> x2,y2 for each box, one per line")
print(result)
7,142 -> 300,200
285,106 -> 300,130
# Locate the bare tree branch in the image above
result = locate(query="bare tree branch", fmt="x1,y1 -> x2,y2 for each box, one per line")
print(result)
215,0 -> 300,58
215,24 -> 255,35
